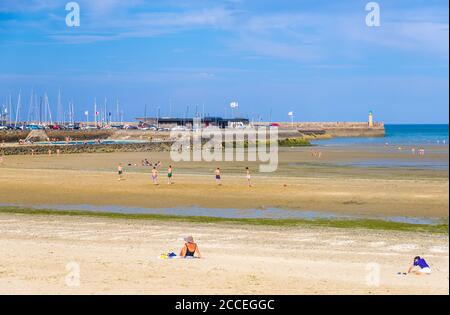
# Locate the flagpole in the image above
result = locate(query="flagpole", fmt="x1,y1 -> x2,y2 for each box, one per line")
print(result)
288,111 -> 294,128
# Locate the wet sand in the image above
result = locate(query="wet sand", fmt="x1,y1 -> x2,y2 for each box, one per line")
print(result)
0,213 -> 448,295
0,147 -> 448,219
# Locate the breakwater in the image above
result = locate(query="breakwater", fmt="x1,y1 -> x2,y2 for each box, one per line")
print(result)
271,122 -> 385,137
0,142 -> 172,156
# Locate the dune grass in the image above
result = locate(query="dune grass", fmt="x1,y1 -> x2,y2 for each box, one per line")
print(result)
0,206 -> 448,234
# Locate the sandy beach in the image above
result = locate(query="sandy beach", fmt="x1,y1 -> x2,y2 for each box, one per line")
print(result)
0,213 -> 448,295
1,0 -> 448,298
0,145 -> 448,294
0,147 -> 448,219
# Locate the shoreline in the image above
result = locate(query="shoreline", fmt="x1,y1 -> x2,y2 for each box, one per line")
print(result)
1,206 -> 448,234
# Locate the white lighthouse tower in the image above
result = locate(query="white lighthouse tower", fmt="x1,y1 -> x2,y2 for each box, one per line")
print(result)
368,110 -> 374,128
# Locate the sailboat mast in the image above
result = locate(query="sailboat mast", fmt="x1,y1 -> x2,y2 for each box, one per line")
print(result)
116,98 -> 119,124
94,98 -> 97,127
45,93 -> 52,125
57,89 -> 62,124
15,91 -> 21,127
104,97 -> 108,125
27,89 -> 33,123
8,94 -> 12,125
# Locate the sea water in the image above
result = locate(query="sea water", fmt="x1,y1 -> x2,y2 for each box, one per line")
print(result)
310,124 -> 449,170
0,203 -> 441,225
311,124 -> 449,147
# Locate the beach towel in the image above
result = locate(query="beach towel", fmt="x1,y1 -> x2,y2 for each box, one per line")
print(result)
157,252 -> 199,260
158,252 -> 178,259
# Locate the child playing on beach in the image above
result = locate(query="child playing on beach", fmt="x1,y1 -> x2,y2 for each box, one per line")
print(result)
167,165 -> 173,184
215,168 -> 221,185
117,163 -> 124,181
408,256 -> 432,275
152,167 -> 158,185
179,236 -> 202,258
246,167 -> 252,187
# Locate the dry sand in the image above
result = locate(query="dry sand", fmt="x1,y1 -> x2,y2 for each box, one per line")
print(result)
0,213 -> 448,295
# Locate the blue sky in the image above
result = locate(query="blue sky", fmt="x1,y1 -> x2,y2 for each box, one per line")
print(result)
0,0 -> 448,123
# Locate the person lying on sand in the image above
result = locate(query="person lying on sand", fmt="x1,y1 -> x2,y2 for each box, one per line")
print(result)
179,236 -> 202,258
408,256 -> 432,275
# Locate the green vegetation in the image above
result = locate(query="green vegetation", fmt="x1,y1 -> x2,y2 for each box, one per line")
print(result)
219,138 -> 311,148
0,206 -> 447,234
278,138 -> 311,147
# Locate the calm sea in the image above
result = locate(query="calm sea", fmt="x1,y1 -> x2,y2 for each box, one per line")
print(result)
311,124 -> 449,147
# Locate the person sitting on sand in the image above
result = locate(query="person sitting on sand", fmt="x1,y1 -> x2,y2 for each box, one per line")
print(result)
179,236 -> 202,258
408,256 -> 432,275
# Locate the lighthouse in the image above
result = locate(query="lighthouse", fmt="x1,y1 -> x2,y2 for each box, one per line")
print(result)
368,111 -> 374,128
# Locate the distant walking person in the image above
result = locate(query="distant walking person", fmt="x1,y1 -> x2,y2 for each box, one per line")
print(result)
167,165 -> 173,184
246,167 -> 252,187
215,168 -> 221,185
152,167 -> 158,185
117,163 -> 124,181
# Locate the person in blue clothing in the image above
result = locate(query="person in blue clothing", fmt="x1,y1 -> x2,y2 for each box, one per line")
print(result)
408,256 -> 432,275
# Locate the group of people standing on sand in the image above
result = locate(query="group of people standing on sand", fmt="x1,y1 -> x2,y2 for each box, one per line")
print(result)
411,147 -> 426,156
150,165 -> 172,185
118,163 -> 252,187
117,163 -> 175,185
310,150 -> 322,159
213,167 -> 252,187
